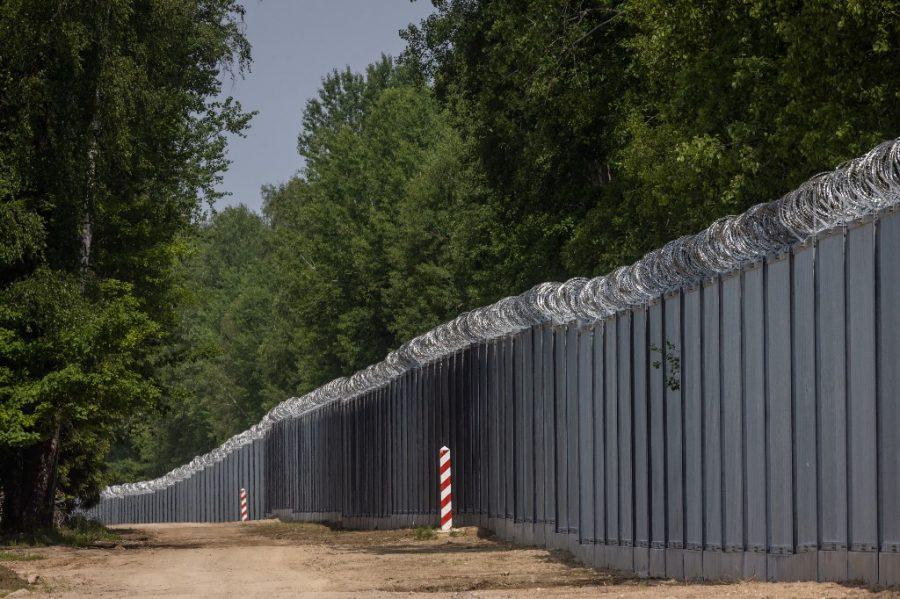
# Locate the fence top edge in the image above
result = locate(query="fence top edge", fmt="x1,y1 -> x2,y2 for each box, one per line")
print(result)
101,136 -> 900,499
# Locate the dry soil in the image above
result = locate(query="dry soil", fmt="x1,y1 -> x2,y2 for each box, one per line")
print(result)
1,521 -> 897,598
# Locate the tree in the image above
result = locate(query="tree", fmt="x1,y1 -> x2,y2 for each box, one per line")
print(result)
402,0 -> 632,284
610,0 -> 900,261
385,126 -> 504,342
138,206 -> 276,475
0,271 -> 158,524
402,0 -> 900,277
0,0 -> 251,532
106,1 -> 900,488
263,57 -> 500,396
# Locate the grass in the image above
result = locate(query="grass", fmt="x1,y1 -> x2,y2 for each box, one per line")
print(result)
0,551 -> 43,562
412,526 -> 437,541
1,515 -> 121,548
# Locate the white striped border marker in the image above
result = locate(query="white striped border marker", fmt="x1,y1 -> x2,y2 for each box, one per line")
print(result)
239,487 -> 249,522
439,446 -> 453,531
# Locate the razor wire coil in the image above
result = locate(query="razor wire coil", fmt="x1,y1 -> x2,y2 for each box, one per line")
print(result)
102,137 -> 900,499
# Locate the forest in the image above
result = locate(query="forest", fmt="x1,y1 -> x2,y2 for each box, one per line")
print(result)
1,0 -> 898,533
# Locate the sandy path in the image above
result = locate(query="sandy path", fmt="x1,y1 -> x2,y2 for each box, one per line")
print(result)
1,521 -> 896,598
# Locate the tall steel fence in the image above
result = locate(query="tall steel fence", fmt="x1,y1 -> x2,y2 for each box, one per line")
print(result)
83,140 -> 900,585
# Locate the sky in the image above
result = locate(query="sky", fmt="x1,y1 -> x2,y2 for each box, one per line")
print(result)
215,0 -> 435,213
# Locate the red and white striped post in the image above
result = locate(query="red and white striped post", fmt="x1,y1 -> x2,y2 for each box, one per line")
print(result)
439,446 -> 453,531
239,488 -> 249,522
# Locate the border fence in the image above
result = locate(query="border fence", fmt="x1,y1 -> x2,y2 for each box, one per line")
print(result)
82,140 -> 900,585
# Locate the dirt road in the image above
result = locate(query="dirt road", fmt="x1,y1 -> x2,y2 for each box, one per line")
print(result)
1,521 -> 896,598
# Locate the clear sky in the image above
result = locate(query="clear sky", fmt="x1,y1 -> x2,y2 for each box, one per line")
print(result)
215,0 -> 435,213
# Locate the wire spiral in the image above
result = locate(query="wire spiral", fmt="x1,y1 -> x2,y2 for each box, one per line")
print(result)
102,138 -> 900,499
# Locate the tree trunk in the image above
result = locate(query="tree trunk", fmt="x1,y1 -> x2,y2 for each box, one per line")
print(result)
80,139 -> 96,278
80,208 -> 92,275
0,421 -> 62,534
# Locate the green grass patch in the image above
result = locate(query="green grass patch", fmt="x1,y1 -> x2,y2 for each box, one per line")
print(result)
412,526 -> 437,541
0,551 -> 43,562
1,515 -> 121,548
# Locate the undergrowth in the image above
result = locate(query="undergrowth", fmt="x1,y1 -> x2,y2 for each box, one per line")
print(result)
0,515 -> 120,548
413,526 -> 437,541
0,551 -> 43,561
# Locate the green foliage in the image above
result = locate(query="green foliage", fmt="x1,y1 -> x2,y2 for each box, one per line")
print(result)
263,57 -> 501,397
649,341 -> 680,392
122,59 -> 506,469
403,0 -> 900,277
122,1 -> 898,483
0,268 -> 161,518
125,206 -> 276,475
0,552 -> 44,562
92,0 -> 899,492
610,0 -> 900,262
412,526 -> 437,541
385,129 -> 503,342
0,515 -> 121,548
0,268 -> 159,449
0,0 -> 251,531
0,201 -> 44,274
402,0 -> 632,285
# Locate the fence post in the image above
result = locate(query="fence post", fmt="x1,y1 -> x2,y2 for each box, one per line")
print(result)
240,488 -> 249,522
439,446 -> 453,531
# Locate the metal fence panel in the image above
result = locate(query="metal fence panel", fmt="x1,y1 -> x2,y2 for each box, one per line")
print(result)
648,300 -> 665,576
521,330 -> 535,526
576,325 -> 594,544
533,327 -> 547,530
605,318 -> 620,549
793,242 -> 818,556
721,272 -> 743,558
87,199 -> 900,585
553,327 -> 568,534
701,277 -> 722,557
592,322 -> 606,547
877,209 -> 900,585
505,336 -> 516,521
743,263 -> 767,579
663,291 -> 683,579
617,312 -> 634,555
816,230 -> 849,581
765,253 -> 793,558
681,286 -> 702,579
846,222 -> 878,560
632,306 -> 650,575
542,326 -> 556,536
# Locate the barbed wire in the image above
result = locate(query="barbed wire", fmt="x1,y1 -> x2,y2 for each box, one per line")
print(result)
102,137 -> 900,499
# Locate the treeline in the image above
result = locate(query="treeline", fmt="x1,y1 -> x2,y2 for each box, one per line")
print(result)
1,0 -> 898,524
113,58 -> 506,475
0,0 -> 251,532
117,0 -> 899,479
